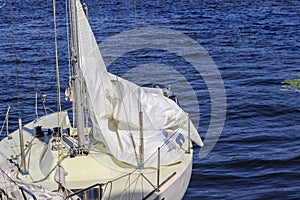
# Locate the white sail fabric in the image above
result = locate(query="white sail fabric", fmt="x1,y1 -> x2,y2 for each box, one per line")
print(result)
54,161 -> 68,189
0,161 -> 66,200
75,0 -> 203,167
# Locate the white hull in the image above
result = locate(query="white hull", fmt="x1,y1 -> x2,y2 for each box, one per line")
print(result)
0,1 -> 203,199
0,112 -> 193,199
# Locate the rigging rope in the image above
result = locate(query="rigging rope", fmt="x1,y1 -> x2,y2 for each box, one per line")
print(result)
9,0 -> 27,174
0,106 -> 10,137
52,0 -> 65,173
134,0 -> 140,83
35,1 -> 51,117
65,0 -> 72,81
52,0 -> 62,114
9,0 -> 21,119
134,0 -> 145,168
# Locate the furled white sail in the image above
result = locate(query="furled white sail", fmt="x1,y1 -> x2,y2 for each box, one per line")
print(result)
75,0 -> 203,167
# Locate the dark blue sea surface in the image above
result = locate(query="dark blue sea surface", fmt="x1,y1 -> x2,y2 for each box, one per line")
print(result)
1,0 -> 300,199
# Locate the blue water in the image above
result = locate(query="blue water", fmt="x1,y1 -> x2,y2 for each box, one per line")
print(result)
1,0 -> 300,199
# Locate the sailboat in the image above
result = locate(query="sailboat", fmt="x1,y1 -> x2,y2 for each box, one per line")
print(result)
0,0 -> 203,199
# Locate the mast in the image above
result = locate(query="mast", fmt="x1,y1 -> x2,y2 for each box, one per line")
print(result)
69,0 -> 85,148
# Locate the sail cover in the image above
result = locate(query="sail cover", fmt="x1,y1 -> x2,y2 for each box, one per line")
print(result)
75,0 -> 203,167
